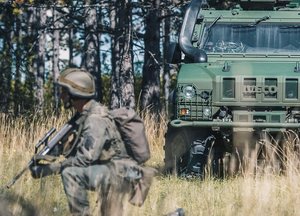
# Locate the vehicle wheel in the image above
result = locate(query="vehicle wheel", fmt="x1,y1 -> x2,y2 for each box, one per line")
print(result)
164,126 -> 208,176
164,127 -> 191,175
229,131 -> 259,176
279,129 -> 300,172
208,145 -> 226,179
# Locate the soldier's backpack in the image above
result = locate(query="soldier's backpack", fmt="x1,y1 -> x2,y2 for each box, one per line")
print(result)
109,108 -> 151,164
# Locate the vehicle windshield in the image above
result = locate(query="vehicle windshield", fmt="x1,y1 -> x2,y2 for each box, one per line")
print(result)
200,23 -> 300,54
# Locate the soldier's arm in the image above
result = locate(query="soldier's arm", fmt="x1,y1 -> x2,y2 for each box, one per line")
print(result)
61,115 -> 109,168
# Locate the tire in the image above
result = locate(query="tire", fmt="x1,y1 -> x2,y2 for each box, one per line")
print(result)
164,126 -> 208,176
228,131 -> 259,175
208,144 -> 226,178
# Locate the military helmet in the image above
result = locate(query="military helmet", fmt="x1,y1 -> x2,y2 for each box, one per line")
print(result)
57,68 -> 95,98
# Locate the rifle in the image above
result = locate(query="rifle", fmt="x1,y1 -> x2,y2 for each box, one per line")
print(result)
5,114 -> 80,189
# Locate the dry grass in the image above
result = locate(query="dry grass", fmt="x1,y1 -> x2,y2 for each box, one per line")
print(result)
1,112 -> 300,215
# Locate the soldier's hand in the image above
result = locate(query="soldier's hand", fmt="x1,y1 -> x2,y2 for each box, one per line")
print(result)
29,162 -> 62,179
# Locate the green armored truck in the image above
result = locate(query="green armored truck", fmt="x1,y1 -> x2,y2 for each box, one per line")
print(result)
165,0 -> 300,177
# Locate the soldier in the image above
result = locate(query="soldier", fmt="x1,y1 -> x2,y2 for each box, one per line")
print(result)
30,68 -> 146,216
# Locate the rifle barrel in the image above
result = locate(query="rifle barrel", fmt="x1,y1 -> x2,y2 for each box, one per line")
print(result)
5,160 -> 33,189
3,114 -> 79,189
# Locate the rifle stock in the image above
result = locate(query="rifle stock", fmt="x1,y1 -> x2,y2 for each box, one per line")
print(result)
5,114 -> 79,189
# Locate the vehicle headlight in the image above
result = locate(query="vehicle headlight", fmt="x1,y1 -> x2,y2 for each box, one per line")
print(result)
183,85 -> 196,99
203,107 -> 211,117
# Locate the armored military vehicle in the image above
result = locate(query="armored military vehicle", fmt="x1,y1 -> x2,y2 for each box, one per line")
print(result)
165,0 -> 300,177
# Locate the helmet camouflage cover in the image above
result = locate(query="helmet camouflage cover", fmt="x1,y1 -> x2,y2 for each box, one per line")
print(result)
57,68 -> 96,98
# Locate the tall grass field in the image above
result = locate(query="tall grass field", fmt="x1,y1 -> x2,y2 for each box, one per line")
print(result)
1,112 -> 300,215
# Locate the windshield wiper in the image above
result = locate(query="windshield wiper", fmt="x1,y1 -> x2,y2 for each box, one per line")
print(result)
206,15 -> 222,33
250,15 -> 271,26
198,15 -> 222,47
233,15 -> 271,29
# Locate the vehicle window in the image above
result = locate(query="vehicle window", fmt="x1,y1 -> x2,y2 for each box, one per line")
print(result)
200,23 -> 300,54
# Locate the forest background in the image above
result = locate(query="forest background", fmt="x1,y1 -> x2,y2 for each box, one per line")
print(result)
2,1 -> 300,215
0,0 -> 186,117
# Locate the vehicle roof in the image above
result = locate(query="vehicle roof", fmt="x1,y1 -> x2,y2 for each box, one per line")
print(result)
200,8 -> 300,22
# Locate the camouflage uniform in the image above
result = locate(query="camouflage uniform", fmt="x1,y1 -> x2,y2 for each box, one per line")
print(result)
30,68 -> 155,216
60,99 -> 137,216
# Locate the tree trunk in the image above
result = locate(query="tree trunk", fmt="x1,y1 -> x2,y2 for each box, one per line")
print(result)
163,8 -> 171,116
24,7 -> 36,114
52,6 -> 62,114
35,7 -> 46,113
13,15 -> 22,115
140,0 -> 161,114
110,0 -> 135,109
110,0 -> 118,108
82,0 -> 102,101
0,7 -> 13,113
68,3 -> 75,67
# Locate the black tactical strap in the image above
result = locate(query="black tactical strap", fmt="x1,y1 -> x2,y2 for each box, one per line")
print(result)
63,113 -> 87,157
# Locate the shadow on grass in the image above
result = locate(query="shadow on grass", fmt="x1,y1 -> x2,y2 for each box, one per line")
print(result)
0,191 -> 39,216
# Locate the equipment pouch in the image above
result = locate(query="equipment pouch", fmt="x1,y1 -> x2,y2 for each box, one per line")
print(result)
129,166 -> 157,207
112,159 -> 157,207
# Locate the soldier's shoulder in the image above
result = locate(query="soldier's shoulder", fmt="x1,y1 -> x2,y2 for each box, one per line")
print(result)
89,100 -> 109,117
